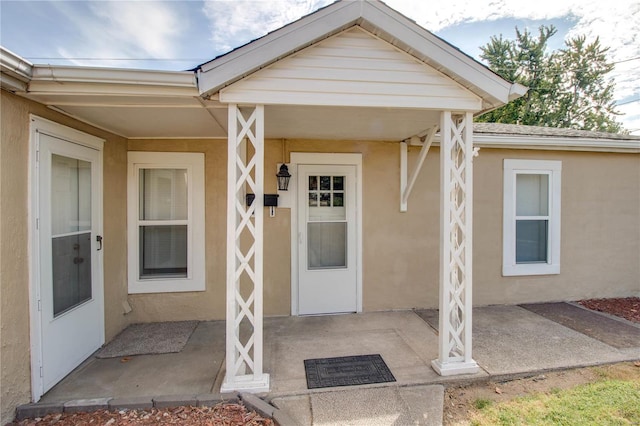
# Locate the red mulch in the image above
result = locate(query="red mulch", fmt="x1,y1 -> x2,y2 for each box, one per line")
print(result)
10,403 -> 274,426
578,297 -> 640,324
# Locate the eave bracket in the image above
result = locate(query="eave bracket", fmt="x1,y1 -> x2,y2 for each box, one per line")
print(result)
400,127 -> 437,212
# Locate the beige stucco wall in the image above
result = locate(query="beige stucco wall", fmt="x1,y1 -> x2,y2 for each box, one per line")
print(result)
2,93 -> 638,422
125,138 -> 640,322
282,142 -> 640,309
473,148 -> 640,304
0,90 -> 128,424
125,140 -> 228,321
124,139 -> 293,320
284,140 -> 440,311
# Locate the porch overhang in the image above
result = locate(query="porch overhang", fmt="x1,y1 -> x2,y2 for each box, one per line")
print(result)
197,0 -> 526,112
2,0 -> 525,396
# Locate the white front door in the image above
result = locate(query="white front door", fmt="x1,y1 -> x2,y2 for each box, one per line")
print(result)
298,165 -> 357,315
36,133 -> 104,394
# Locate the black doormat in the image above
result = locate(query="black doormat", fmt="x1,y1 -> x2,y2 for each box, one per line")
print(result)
520,302 -> 640,349
304,354 -> 396,389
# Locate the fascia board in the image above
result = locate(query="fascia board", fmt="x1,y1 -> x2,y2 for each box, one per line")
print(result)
430,133 -> 640,153
197,1 -> 364,95
360,1 -> 514,105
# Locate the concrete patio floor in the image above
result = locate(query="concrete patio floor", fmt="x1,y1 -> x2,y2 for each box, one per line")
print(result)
39,305 -> 640,423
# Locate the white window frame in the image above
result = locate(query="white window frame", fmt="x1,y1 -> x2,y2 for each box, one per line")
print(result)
503,159 -> 561,276
127,152 -> 205,293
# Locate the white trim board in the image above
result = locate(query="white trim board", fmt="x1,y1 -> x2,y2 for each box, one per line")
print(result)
289,153 -> 363,315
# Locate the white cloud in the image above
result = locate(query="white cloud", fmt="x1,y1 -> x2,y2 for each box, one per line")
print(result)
383,0 -> 639,131
562,1 -> 640,127
202,0 -> 332,51
89,1 -> 185,58
201,0 -> 639,131
51,1 -> 187,68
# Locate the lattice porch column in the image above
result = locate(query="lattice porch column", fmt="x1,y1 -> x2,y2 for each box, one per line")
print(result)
221,104 -> 270,392
432,111 -> 480,376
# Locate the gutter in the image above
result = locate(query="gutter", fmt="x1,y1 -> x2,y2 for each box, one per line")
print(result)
508,83 -> 528,102
424,133 -> 640,154
30,65 -> 196,88
0,46 -> 33,92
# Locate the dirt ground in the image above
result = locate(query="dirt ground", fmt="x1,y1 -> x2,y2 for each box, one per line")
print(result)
9,402 -> 273,426
579,297 -> 640,323
443,362 -> 640,425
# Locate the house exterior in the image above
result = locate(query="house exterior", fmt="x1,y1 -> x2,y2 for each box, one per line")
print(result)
1,0 -> 639,422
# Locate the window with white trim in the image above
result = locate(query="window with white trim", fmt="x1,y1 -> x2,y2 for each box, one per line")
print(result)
128,152 -> 205,293
503,159 -> 561,276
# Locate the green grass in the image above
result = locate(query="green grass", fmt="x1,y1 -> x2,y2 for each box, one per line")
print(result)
473,398 -> 493,410
470,379 -> 640,426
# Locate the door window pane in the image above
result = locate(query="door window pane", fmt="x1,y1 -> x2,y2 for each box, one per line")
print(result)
139,225 -> 187,278
139,169 -> 187,220
51,155 -> 91,235
516,220 -> 548,263
333,176 -> 344,191
52,232 -> 92,316
308,222 -> 347,269
308,176 -> 317,191
320,176 -> 331,190
308,175 -> 347,221
516,174 -> 548,216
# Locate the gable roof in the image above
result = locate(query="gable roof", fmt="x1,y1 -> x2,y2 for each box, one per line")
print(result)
196,0 -> 526,112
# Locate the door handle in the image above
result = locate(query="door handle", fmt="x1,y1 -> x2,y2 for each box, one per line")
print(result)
96,235 -> 103,251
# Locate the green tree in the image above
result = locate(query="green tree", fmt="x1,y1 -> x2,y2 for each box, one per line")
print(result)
478,25 -> 623,133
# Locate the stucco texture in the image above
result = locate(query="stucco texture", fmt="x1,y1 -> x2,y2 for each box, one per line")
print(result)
126,140 -> 228,322
2,93 -> 639,423
0,91 -> 128,424
284,139 -> 440,311
473,148 -> 640,304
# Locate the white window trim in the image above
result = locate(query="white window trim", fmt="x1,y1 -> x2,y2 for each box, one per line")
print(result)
503,159 -> 561,276
127,152 -> 205,293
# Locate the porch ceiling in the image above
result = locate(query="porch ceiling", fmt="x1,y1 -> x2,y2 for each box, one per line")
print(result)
21,91 -> 440,141
265,105 -> 440,141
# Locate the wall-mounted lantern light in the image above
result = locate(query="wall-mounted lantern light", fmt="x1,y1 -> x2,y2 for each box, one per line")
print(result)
276,164 -> 291,191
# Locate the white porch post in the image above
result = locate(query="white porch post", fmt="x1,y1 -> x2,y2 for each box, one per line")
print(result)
432,110 -> 479,376
221,104 -> 270,393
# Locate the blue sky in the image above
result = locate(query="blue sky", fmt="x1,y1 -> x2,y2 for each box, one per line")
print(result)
1,0 -> 638,133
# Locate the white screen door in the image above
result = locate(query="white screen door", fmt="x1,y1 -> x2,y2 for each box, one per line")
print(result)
298,165 -> 357,315
37,133 -> 104,394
